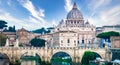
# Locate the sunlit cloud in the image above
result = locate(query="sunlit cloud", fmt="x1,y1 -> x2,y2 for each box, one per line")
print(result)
87,0 -> 112,17
7,0 -> 12,6
0,10 -> 50,30
100,5 -> 120,25
17,0 -> 45,22
64,0 -> 73,12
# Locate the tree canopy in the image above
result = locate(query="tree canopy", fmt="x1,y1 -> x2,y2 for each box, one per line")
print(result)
3,26 -> 16,32
0,20 -> 7,29
30,38 -> 46,47
97,31 -> 120,39
81,51 -> 96,65
0,33 -> 6,46
32,27 -> 53,34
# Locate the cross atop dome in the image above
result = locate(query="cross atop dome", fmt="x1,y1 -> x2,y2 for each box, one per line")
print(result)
72,2 -> 78,10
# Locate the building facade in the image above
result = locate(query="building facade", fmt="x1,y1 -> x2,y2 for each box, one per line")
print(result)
17,28 -> 35,45
110,36 -> 120,48
43,3 -> 96,47
102,25 -> 120,33
3,28 -> 35,46
3,32 -> 16,45
52,31 -> 78,47
17,28 -> 30,44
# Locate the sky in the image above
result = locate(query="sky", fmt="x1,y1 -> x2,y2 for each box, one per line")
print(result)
0,0 -> 120,31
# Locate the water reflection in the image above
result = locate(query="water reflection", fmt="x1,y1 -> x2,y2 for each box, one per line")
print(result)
0,59 -> 9,65
51,61 -> 71,65
0,59 -> 80,65
21,60 -> 35,65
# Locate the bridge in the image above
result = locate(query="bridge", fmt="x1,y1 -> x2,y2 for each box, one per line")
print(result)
0,46 -> 112,63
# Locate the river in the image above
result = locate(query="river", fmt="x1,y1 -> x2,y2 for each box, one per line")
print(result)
0,59 -> 72,65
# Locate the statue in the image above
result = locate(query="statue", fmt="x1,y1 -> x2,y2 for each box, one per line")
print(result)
5,36 -> 9,47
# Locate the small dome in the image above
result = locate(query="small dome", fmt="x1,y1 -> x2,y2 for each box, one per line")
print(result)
85,20 -> 90,24
67,3 -> 83,19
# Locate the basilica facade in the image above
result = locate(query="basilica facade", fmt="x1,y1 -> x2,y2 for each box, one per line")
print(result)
40,3 -> 96,47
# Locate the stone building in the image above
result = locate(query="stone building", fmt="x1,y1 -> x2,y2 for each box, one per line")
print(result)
16,28 -> 29,44
102,25 -> 120,33
110,36 -> 120,48
16,28 -> 35,45
50,3 -> 96,47
3,32 -> 16,45
52,31 -> 78,47
37,3 -> 96,47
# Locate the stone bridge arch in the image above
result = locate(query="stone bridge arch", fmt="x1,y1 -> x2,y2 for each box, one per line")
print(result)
93,52 -> 102,58
48,48 -> 77,62
18,49 -> 43,61
0,53 -> 10,60
91,49 -> 106,60
50,51 -> 72,62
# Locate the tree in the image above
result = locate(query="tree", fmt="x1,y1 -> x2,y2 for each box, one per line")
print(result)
30,38 -> 46,47
32,27 -> 53,34
0,33 -> 6,46
97,31 -> 120,40
8,26 -> 16,32
0,20 -> 7,29
81,51 -> 96,65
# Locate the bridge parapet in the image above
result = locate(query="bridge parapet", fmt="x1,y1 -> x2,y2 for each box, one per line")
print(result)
0,46 -> 105,51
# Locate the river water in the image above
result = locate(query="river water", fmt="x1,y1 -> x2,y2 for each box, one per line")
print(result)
0,59 -> 72,65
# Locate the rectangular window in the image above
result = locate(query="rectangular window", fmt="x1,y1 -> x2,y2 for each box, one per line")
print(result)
61,40 -> 63,43
68,39 -> 70,43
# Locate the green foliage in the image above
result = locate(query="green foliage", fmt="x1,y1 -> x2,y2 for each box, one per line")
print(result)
8,26 -> 16,32
32,27 -> 53,34
19,43 -> 23,47
3,26 -> 16,32
81,51 -> 96,65
30,38 -> 46,47
97,31 -> 120,39
0,20 -> 7,29
0,33 -> 6,46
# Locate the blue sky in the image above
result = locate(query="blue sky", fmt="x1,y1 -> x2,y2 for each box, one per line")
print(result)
0,0 -> 120,30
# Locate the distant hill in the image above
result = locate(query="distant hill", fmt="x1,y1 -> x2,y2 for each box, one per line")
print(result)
32,27 -> 54,34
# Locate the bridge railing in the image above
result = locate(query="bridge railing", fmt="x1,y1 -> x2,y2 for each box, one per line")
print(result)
0,46 -> 105,51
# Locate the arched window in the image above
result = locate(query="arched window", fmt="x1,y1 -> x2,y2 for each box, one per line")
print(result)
74,40 -> 76,43
82,37 -> 84,44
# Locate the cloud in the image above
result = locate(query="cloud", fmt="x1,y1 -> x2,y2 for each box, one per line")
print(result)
100,5 -> 120,25
86,0 -> 120,26
88,0 -> 111,10
64,0 -> 73,12
7,0 -> 12,6
17,0 -> 45,22
0,10 -> 26,29
88,0 -> 112,17
88,5 -> 120,27
51,20 -> 58,26
0,10 -> 50,31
